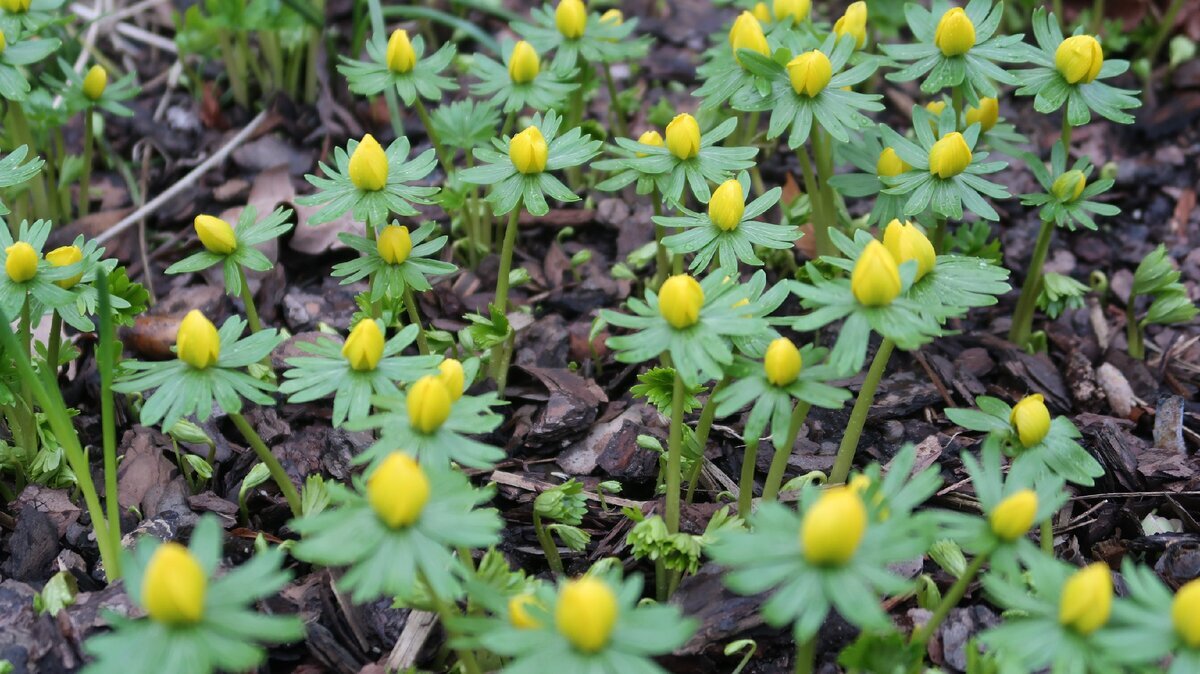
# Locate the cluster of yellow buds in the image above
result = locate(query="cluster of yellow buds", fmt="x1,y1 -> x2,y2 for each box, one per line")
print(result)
1058,562 -> 1112,635
1010,394 -> 1050,447
82,64 -> 107,101
786,50 -> 832,97
509,41 -> 541,84
342,319 -> 385,372
555,576 -> 618,652
377,224 -> 413,264
5,242 -> 38,283
664,113 -> 701,161
802,487 -> 867,566
658,274 -> 704,329
555,0 -> 587,40
386,29 -> 417,74
176,310 -> 220,370
367,452 -> 431,528
1055,35 -> 1103,84
142,542 -> 207,625
193,214 -> 238,255
988,489 -> 1038,541
833,2 -> 868,50
850,240 -> 901,307
349,134 -> 388,192
764,337 -> 802,387
882,219 -> 936,281
729,12 -> 769,65
928,131 -> 972,179
934,7 -> 975,57
965,97 -> 999,132
46,245 -> 83,288
708,179 -> 745,231
773,0 -> 810,24
408,374 -> 453,433
876,147 -> 911,178
510,126 -> 549,174
1051,169 -> 1087,204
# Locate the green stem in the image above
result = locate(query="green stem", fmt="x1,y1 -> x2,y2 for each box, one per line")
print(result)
1061,113 -> 1072,150
1088,0 -> 1104,35
414,98 -> 454,178
932,216 -> 947,254
96,275 -> 121,550
951,84 -> 964,131
80,109 -> 94,218
665,370 -> 685,534
1052,0 -> 1063,24
47,313 -> 62,372
423,572 -> 484,674
762,401 -> 812,502
1126,296 -> 1144,360
911,550 -> 990,647
655,559 -> 667,602
493,208 -> 521,315
532,511 -> 564,575
403,286 -> 431,355
685,377 -> 728,504
795,638 -> 815,674
366,0 -> 405,137
600,63 -> 627,138
812,129 -> 839,243
501,111 -> 516,137
236,266 -> 263,333
8,104 -> 49,218
736,433 -> 760,517
652,189 -> 670,288
1008,218 -> 1054,348
829,338 -> 895,484
796,142 -> 831,257
1144,0 -> 1186,68
228,412 -> 302,517
457,546 -> 477,574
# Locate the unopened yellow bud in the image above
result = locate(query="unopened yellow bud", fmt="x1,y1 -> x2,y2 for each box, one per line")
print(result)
0,32 -> 6,53
82,65 -> 107,101
934,7 -> 976,57
377,225 -> 413,264
965,97 -> 999,132
408,375 -> 452,433
665,113 -> 701,160
850,240 -> 902,307
658,274 -> 704,329
1173,579 -> 1200,648
989,489 -> 1038,541
555,0 -> 587,39
1056,35 -> 1103,84
636,130 -> 662,157
342,319 -> 385,372
730,12 -> 770,64
555,577 -> 618,653
1010,394 -> 1051,448
509,40 -> 541,84
752,1 -> 771,23
509,593 -> 543,629
176,310 -> 220,369
193,214 -> 238,255
142,542 -> 206,626
876,147 -> 910,177
349,134 -> 388,192
0,0 -> 30,13
4,242 -> 38,283
509,125 -> 549,174
367,453 -> 430,528
708,179 -> 745,231
926,100 -> 948,118
46,245 -> 83,289
928,131 -> 972,179
802,487 -> 867,566
1051,169 -> 1087,203
1058,563 -> 1112,635
773,0 -> 810,24
386,29 -> 417,74
438,358 -> 465,401
786,50 -> 832,97
882,219 -> 936,281
764,337 -> 802,386
600,8 -> 622,25
833,2 -> 868,50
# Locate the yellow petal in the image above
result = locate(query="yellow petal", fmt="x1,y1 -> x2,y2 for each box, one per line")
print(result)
367,453 -> 430,528
176,310 -> 220,370
802,487 -> 867,566
934,7 -> 976,56
386,29 -> 417,74
555,0 -> 587,39
349,134 -> 388,192
142,542 -> 207,625
707,179 -> 746,231
555,576 -> 618,653
1058,562 -> 1112,635
786,50 -> 832,97
4,241 -> 38,283
1010,394 -> 1051,448
508,40 -> 541,84
342,319 -> 385,372
658,274 -> 704,329
509,126 -> 549,174
764,337 -> 802,386
377,225 -> 413,265
407,375 -> 452,433
664,113 -> 701,160
989,489 -> 1037,541
850,240 -> 902,307
82,64 -> 107,101
193,214 -> 238,255
46,244 -> 84,289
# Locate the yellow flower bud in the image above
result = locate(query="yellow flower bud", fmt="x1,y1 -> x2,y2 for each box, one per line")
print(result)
438,358 -> 465,401
1058,562 -> 1112,635
928,131 -> 972,179
555,0 -> 587,39
876,147 -> 910,178
965,97 -> 999,132
0,0 -> 30,13
708,179 -> 745,231
764,337 -> 802,387
730,11 -> 770,65
142,542 -> 206,626
882,219 -> 936,281
989,489 -> 1037,542
193,214 -> 238,255
1010,394 -> 1051,448
772,0 -> 810,24
925,100 -> 948,129
82,64 -> 107,101
786,50 -> 832,97
802,487 -> 867,566
0,32 -> 6,53
176,310 -> 220,370
46,245 -> 83,289
934,7 -> 976,57
600,8 -> 622,25
850,240 -> 902,307
509,125 -> 549,175
4,242 -> 38,283
833,2 -> 868,50
509,593 -> 543,629
408,375 -> 452,433
665,113 -> 701,161
555,576 -> 618,653
377,225 -> 413,264
508,40 -> 541,84
342,319 -> 385,372
636,129 -> 662,157
349,134 -> 388,192
1051,169 -> 1087,203
1055,35 -> 1103,85
386,29 -> 417,74
367,452 -> 430,528
658,274 -> 704,329
752,1 -> 771,24
1172,579 -> 1200,648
